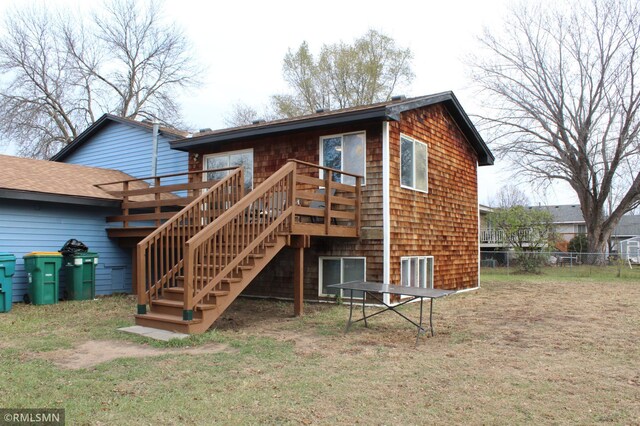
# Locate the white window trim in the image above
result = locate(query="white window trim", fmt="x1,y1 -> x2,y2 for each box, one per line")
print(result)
400,134 -> 428,194
203,148 -> 254,190
319,131 -> 367,186
400,256 -> 434,289
318,256 -> 367,298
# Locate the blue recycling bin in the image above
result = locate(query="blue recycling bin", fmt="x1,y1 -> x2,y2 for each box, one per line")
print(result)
0,253 -> 16,312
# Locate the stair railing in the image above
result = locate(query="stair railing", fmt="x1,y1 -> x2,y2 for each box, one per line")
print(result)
136,167 -> 244,314
182,162 -> 296,319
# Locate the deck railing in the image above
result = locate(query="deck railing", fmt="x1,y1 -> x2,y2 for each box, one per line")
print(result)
96,167 -> 239,228
480,228 -> 506,244
135,168 -> 244,311
181,160 -> 362,317
480,228 -> 536,245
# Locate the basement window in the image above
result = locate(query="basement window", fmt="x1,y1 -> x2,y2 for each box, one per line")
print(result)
319,257 -> 366,298
319,132 -> 366,185
204,149 -> 253,192
400,134 -> 428,193
400,256 -> 434,289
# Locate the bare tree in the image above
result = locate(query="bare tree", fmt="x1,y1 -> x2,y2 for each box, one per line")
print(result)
489,185 -> 530,209
471,0 -> 640,261
0,6 -> 85,158
224,102 -> 281,128
0,0 -> 201,158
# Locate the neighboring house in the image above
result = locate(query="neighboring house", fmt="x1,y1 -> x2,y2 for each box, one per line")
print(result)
479,203 -> 640,252
478,204 -> 506,249
530,205 -> 640,248
0,155 -> 136,301
52,113 -> 189,184
126,92 -> 493,332
610,215 -> 640,248
529,205 -> 585,243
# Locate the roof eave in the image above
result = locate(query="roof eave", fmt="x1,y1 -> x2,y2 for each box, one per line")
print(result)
387,93 -> 494,166
170,107 -> 395,151
51,114 -> 183,161
0,188 -> 120,207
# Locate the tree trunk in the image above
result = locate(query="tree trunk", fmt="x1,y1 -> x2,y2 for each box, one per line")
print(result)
585,220 -> 611,265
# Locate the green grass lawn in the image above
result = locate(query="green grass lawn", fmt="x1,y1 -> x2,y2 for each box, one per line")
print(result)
1,277 -> 639,424
482,264 -> 640,283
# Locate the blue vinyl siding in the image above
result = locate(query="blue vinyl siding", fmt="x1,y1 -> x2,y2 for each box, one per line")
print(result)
62,121 -> 188,184
0,199 -> 132,302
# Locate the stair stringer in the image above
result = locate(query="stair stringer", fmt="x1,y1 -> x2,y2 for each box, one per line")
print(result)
186,234 -> 288,333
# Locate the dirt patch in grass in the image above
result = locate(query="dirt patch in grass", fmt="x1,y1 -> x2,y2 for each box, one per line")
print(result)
37,340 -> 234,369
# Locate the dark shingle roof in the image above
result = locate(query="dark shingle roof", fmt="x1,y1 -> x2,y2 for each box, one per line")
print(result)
170,92 -> 495,166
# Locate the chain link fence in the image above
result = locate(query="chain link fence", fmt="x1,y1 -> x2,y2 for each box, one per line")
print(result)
480,250 -> 640,279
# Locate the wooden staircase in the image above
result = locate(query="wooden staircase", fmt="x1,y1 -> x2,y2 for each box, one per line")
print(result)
133,160 -> 362,333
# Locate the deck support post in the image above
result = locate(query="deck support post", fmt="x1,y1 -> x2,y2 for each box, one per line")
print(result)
290,235 -> 310,316
131,247 -> 138,296
294,245 -> 304,316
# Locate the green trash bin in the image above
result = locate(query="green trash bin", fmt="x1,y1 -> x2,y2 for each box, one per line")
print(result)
63,252 -> 98,300
0,253 -> 16,312
23,252 -> 62,305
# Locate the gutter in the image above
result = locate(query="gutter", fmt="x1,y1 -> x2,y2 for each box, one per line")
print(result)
0,189 -> 120,208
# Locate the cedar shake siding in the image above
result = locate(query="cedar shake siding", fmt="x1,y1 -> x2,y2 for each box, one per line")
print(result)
188,121 -> 384,300
179,94 -> 490,298
389,104 -> 479,290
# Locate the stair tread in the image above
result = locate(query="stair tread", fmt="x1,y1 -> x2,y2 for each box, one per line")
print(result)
174,276 -> 240,284
153,299 -> 217,310
134,312 -> 202,324
165,287 -> 230,296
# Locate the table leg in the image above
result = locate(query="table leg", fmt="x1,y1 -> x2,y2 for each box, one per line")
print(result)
416,296 -> 424,346
362,292 -> 368,328
429,297 -> 435,336
345,289 -> 354,332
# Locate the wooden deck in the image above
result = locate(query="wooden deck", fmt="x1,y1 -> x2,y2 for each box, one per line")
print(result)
99,160 -> 362,333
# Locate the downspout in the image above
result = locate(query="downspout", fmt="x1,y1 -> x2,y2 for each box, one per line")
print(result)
477,160 -> 481,289
151,120 -> 160,177
382,121 -> 391,305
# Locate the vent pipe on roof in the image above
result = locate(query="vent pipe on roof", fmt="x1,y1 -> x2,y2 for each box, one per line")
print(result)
151,120 -> 160,178
315,108 -> 328,113
391,95 -> 406,101
252,119 -> 266,125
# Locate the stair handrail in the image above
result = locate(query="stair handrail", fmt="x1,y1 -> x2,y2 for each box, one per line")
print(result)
182,162 -> 297,317
136,167 -> 244,313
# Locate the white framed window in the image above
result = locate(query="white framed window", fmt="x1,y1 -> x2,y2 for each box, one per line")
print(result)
575,224 -> 587,234
400,256 -> 434,289
400,134 -> 428,193
320,131 -> 366,185
319,257 -> 366,298
204,149 -> 253,192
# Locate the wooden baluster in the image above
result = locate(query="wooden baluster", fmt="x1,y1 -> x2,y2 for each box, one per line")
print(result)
136,243 -> 146,314
183,244 -> 194,320
289,167 -> 296,230
325,171 -> 332,235
355,176 -> 361,236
